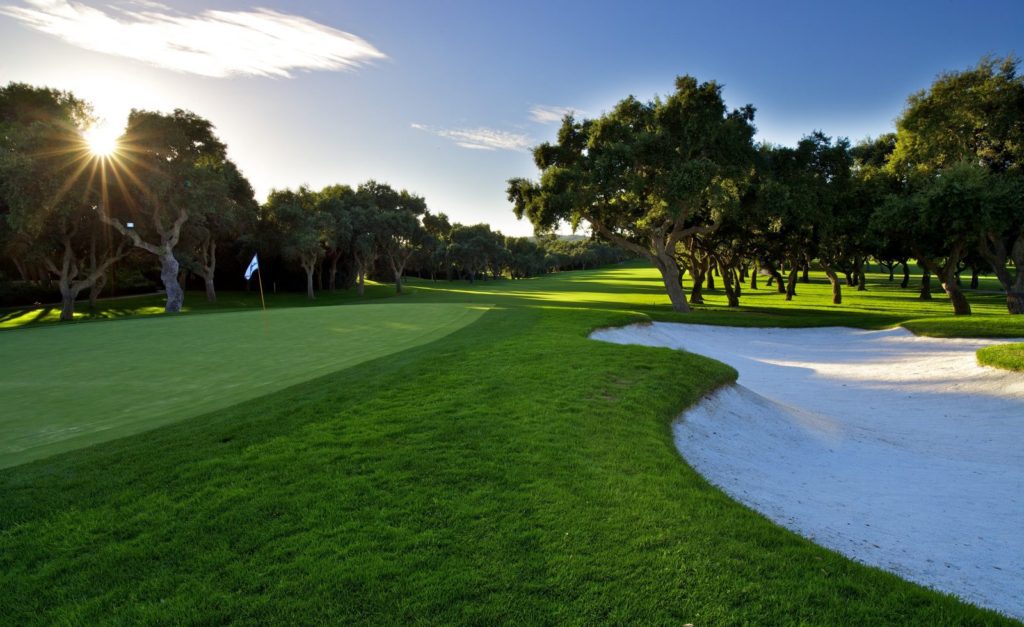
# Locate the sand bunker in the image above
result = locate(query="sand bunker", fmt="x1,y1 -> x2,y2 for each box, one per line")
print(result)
592,323 -> 1024,619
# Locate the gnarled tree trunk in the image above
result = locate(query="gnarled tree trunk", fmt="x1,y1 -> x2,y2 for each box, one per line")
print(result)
785,268 -> 799,301
161,252 -> 184,312
823,266 -> 842,304
653,252 -> 689,312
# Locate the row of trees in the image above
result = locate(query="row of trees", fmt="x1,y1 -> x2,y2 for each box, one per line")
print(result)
509,56 -> 1023,315
257,183 -> 629,299
0,85 -> 629,320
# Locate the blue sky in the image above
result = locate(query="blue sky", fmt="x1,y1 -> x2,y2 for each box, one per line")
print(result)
1,0 -> 1021,235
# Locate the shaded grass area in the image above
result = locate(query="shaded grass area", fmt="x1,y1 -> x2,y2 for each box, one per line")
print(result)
977,343 -> 1024,371
0,303 -> 485,468
0,262 -> 1020,623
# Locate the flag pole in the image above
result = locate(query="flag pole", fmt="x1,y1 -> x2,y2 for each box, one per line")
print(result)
256,268 -> 266,310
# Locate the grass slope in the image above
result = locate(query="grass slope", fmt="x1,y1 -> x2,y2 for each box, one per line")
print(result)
0,263 -> 1019,624
0,303 -> 485,468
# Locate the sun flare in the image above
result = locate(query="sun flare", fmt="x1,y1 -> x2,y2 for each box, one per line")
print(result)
83,125 -> 119,157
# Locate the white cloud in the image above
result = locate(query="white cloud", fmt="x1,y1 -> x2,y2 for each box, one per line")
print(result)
529,104 -> 580,124
0,0 -> 387,78
411,123 -> 532,152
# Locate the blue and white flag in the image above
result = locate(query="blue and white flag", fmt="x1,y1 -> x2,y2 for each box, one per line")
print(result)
244,253 -> 259,280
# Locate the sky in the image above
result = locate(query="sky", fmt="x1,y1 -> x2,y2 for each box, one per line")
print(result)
1,0 -> 1021,236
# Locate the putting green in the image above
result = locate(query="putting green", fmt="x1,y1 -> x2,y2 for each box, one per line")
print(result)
0,302 -> 487,468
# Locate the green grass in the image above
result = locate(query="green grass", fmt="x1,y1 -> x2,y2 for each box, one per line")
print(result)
0,281 -> 398,329
977,343 -> 1024,371
0,303 -> 486,468
0,263 -> 1020,624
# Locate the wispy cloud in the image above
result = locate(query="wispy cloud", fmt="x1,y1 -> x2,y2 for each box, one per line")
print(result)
529,104 -> 580,124
411,123 -> 532,152
0,0 -> 387,78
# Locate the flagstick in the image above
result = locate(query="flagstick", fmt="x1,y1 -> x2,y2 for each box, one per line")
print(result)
256,268 -> 267,310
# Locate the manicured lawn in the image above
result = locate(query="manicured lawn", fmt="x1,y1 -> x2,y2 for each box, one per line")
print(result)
978,343 -> 1024,371
0,263 -> 1020,624
0,303 -> 485,468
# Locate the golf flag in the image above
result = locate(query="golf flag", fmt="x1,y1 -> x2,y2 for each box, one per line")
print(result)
244,254 -> 259,280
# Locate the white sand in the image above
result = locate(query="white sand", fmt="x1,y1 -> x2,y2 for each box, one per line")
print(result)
591,323 -> 1024,619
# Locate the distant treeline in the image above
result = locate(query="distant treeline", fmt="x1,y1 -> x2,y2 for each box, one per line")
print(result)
0,87 -> 630,316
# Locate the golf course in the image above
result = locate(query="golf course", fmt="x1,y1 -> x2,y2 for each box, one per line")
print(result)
1,263 -> 1021,624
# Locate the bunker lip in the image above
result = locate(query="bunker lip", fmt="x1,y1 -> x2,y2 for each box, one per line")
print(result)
592,322 -> 1024,620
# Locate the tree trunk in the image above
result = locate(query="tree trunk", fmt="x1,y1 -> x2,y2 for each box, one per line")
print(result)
749,266 -> 758,290
161,252 -> 184,313
89,273 -> 106,309
970,268 -> 980,290
328,253 -> 341,291
919,253 -> 972,316
705,268 -> 715,290
901,262 -> 910,289
394,269 -> 403,294
357,270 -> 365,296
653,252 -> 690,313
58,282 -> 76,321
765,263 -> 786,293
1007,291 -> 1024,315
978,232 -> 1024,314
844,271 -> 854,286
204,277 -> 216,303
304,262 -> 316,299
785,268 -> 798,301
855,257 -> 867,291
823,267 -> 842,304
941,278 -> 971,315
920,270 -> 933,300
722,265 -> 739,307
688,265 -> 705,305
801,264 -> 810,283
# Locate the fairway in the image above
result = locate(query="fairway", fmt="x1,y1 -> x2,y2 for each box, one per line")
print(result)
2,266 -> 1021,625
0,303 -> 486,468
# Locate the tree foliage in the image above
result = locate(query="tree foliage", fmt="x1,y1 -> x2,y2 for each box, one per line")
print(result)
508,75 -> 756,312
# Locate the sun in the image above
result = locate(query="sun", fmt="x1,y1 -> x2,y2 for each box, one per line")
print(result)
83,125 -> 119,157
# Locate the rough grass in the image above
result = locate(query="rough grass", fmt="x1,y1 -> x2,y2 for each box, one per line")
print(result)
0,263 -> 1020,624
977,343 -> 1024,371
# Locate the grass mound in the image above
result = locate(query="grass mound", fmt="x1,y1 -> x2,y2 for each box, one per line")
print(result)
977,343 -> 1024,371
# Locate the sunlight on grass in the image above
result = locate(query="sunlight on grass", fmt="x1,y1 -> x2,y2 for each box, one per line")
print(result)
977,343 -> 1024,371
0,303 -> 486,468
0,263 -> 1016,624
